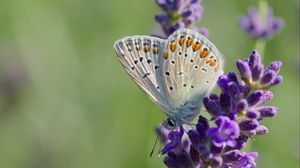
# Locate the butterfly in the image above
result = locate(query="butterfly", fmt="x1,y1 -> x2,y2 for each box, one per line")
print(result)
114,28 -> 224,130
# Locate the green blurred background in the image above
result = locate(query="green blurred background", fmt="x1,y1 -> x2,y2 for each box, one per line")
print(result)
0,0 -> 299,167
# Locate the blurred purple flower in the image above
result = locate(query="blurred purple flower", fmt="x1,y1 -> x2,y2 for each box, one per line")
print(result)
154,0 -> 208,38
239,6 -> 284,39
0,60 -> 26,110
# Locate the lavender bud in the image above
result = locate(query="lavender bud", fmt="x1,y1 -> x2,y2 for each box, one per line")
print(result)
238,81 -> 249,95
155,15 -> 168,24
209,94 -> 219,100
268,76 -> 283,87
175,21 -> 185,29
257,106 -> 278,118
267,61 -> 282,74
228,82 -> 240,98
236,99 -> 248,112
236,60 -> 251,79
259,91 -> 273,104
239,119 -> 259,131
251,64 -> 264,81
205,100 -> 223,116
222,150 -> 243,163
260,70 -> 276,86
246,109 -> 261,119
172,0 -> 184,11
249,50 -> 261,69
255,125 -> 269,135
188,130 -> 201,145
227,72 -> 239,83
220,93 -> 231,110
217,75 -> 230,92
182,9 -> 192,18
247,90 -> 263,106
156,0 -> 168,11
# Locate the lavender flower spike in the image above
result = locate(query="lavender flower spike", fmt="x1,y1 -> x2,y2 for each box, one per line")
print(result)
158,50 -> 282,168
236,50 -> 283,90
154,0 -> 207,38
239,6 -> 284,39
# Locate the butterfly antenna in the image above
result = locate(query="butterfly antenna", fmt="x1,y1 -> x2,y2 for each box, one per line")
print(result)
150,125 -> 163,157
157,138 -> 162,157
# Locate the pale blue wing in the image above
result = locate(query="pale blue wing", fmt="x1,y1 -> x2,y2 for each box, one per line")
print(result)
114,36 -> 174,114
161,28 -> 224,109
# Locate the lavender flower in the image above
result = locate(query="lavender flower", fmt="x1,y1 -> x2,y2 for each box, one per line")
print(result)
157,50 -> 282,168
161,126 -> 185,154
154,0 -> 208,38
239,6 -> 283,39
236,50 -> 283,90
206,116 -> 240,147
232,152 -> 258,168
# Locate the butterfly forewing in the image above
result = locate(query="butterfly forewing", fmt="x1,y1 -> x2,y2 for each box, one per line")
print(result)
114,36 -> 173,114
161,29 -> 224,108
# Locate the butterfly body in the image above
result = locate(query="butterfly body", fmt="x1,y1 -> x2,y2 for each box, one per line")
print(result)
114,29 -> 224,130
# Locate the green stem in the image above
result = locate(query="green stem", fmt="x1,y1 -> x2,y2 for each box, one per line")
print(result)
254,39 -> 266,62
258,0 -> 268,24
255,0 -> 268,63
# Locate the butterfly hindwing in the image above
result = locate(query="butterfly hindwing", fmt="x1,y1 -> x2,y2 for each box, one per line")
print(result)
161,29 -> 224,108
114,36 -> 173,114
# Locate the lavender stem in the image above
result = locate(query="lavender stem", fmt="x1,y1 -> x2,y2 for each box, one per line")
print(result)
254,0 -> 268,62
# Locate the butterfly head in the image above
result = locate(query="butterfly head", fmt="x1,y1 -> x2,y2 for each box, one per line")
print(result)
163,117 -> 180,130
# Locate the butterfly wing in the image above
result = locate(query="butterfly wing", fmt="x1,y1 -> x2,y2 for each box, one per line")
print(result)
161,28 -> 224,108
114,36 -> 174,114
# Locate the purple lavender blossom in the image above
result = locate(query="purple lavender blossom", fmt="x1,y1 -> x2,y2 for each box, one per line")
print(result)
154,0 -> 208,38
236,50 -> 283,90
157,50 -> 282,168
161,126 -> 185,154
239,6 -> 283,39
232,152 -> 258,168
206,116 -> 240,147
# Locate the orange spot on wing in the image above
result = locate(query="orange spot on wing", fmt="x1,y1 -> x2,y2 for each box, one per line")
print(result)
144,47 -> 150,52
163,51 -> 168,59
210,61 -> 216,66
178,39 -> 185,46
152,48 -> 159,54
192,42 -> 201,52
200,48 -> 208,58
186,39 -> 192,47
169,43 -> 176,52
206,60 -> 216,67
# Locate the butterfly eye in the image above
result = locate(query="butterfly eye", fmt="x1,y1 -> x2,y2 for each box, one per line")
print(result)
167,118 -> 175,127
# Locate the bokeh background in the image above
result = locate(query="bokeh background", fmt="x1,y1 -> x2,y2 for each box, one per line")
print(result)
0,0 -> 299,167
